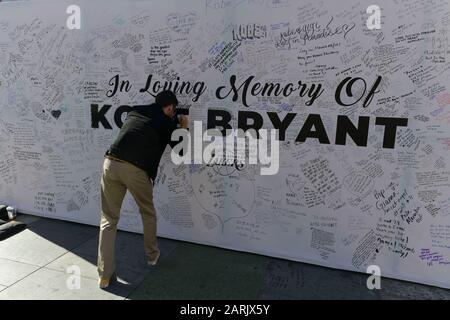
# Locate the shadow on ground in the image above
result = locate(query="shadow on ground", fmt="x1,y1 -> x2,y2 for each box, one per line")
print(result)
0,214 -> 449,300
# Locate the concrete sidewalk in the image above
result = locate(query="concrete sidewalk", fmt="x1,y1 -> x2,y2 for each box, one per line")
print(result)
0,214 -> 449,300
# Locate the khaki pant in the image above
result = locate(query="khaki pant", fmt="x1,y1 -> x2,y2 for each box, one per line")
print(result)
97,157 -> 159,279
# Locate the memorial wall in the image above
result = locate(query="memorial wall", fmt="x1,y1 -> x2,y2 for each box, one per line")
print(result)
0,0 -> 449,288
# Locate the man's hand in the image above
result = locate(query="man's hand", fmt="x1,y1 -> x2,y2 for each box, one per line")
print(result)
178,115 -> 189,129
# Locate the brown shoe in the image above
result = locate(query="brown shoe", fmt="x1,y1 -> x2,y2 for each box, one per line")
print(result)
147,252 -> 160,266
98,272 -> 117,289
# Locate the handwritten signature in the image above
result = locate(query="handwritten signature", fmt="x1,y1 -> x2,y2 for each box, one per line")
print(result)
276,16 -> 356,49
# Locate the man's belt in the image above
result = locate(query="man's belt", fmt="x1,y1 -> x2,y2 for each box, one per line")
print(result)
105,151 -> 153,185
105,151 -> 126,163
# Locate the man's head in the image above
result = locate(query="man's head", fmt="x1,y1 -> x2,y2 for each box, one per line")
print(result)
155,90 -> 178,118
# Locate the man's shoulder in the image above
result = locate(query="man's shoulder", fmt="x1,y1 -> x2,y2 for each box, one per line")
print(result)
123,104 -> 163,125
129,103 -> 158,116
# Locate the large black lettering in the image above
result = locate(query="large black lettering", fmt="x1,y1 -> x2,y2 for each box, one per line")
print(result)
296,114 -> 330,144
335,116 -> 370,146
238,111 -> 263,138
91,104 -> 112,129
267,112 -> 296,141
375,117 -> 408,149
207,109 -> 232,136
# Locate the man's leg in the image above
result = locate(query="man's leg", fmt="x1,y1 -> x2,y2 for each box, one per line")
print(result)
122,164 -> 159,261
98,158 -> 127,279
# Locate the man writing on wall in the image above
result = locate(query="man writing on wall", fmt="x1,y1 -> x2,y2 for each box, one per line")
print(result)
97,90 -> 188,288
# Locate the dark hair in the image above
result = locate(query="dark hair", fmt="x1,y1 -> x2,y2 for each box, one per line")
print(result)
155,90 -> 178,108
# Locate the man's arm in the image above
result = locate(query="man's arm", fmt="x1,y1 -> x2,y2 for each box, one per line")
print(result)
167,114 -> 189,148
168,115 -> 189,149
178,115 -> 189,129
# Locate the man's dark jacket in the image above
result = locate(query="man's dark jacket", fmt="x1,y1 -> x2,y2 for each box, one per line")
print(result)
107,103 -> 179,181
